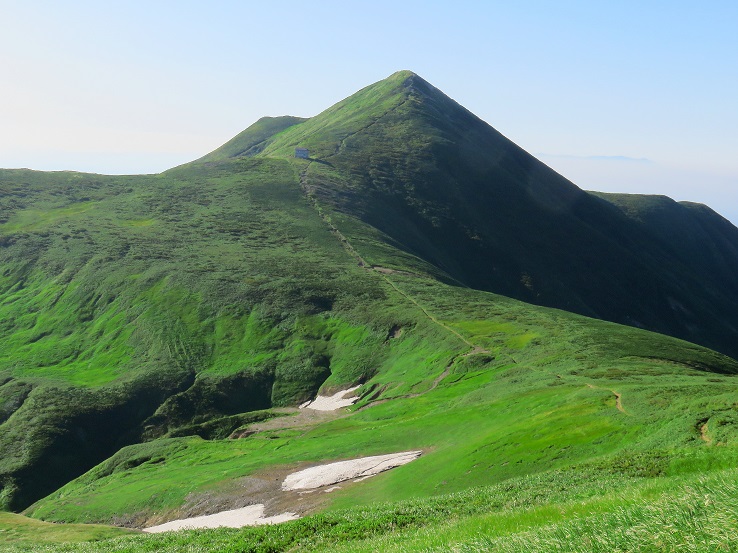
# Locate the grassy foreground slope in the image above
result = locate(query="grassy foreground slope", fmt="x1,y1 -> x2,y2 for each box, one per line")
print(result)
10,469 -> 738,552
0,512 -> 134,548
0,158 -> 447,510
16,278 -> 738,551
25,279 -> 738,518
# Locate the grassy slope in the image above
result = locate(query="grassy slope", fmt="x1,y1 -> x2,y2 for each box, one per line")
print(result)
193,116 -> 307,163
15,279 -> 738,550
3,70 -> 738,551
24,276 -> 738,520
251,71 -> 738,359
592,191 -> 738,290
12,468 -> 738,552
0,158 -> 437,510
0,512 -> 134,548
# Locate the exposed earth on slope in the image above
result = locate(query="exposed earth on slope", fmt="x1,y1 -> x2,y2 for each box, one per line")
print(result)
144,504 -> 298,533
141,450 -> 422,532
299,385 -> 361,410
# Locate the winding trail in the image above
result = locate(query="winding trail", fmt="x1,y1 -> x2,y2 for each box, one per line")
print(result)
296,162 -> 496,409
298,163 -> 486,355
585,383 -> 627,414
298,164 -> 367,267
370,266 -> 418,277
324,97 -> 410,159
613,391 -> 625,413
700,422 -> 713,445
377,269 -> 479,350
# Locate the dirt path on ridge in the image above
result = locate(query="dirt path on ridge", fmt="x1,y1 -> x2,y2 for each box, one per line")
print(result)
585,383 -> 627,414
700,422 -> 713,445
297,162 -> 493,408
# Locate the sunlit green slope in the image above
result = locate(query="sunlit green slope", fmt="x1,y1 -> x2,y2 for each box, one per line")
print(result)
0,159 -> 430,509
16,279 -> 738,553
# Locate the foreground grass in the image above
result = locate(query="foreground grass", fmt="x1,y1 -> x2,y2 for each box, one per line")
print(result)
322,470 -> 738,553
442,478 -> 738,553
0,512 -> 134,547
6,465 -> 738,552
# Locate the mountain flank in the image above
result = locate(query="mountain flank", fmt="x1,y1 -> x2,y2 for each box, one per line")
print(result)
199,70 -> 738,358
1,71 -> 738,552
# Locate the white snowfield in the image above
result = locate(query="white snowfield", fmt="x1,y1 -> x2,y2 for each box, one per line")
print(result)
143,504 -> 298,533
299,385 -> 361,411
282,450 -> 423,491
142,450 -> 421,532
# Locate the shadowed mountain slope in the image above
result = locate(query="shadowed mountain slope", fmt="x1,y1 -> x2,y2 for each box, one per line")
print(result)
593,192 -> 738,286
211,70 -> 738,359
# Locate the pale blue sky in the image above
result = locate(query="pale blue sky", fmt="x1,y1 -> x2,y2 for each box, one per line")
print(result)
2,1 -> 737,222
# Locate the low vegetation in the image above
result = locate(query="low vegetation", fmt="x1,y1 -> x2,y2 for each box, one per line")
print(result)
7,464 -> 738,552
2,70 -> 738,551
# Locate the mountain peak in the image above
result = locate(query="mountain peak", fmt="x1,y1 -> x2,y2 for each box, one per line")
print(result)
193,70 -> 461,165
384,69 -> 445,100
383,69 -> 422,83
387,69 -> 418,79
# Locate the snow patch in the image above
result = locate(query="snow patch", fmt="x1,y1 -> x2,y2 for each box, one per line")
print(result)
300,385 -> 361,411
143,504 -> 298,533
282,451 -> 422,491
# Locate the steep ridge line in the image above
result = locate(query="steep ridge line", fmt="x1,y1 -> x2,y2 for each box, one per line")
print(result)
325,97 -> 411,159
298,162 -> 369,268
294,161 -> 503,411
379,274 -> 479,350
297,161 -> 484,354
295,161 -> 578,416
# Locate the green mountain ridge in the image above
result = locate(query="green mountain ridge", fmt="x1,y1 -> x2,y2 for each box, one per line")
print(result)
205,70 -> 738,358
195,115 -> 307,163
2,70 -> 738,551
